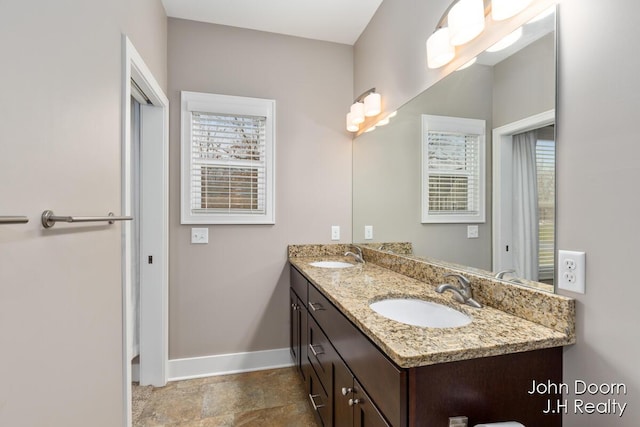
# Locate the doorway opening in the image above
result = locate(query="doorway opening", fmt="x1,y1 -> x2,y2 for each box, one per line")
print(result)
492,110 -> 556,286
122,36 -> 169,427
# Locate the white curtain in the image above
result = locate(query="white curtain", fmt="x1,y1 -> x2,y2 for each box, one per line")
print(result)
512,130 -> 539,281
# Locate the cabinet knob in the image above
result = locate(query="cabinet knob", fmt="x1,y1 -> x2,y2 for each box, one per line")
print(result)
348,398 -> 363,406
341,387 -> 353,396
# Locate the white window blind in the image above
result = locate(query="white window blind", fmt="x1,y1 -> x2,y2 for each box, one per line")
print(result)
181,92 -> 275,224
422,115 -> 486,223
536,138 -> 555,280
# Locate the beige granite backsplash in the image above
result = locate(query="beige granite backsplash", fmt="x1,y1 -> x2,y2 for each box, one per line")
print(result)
288,243 -> 575,342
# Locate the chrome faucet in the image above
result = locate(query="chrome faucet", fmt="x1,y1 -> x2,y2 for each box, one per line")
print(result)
344,246 -> 365,264
436,273 -> 482,308
495,269 -> 516,279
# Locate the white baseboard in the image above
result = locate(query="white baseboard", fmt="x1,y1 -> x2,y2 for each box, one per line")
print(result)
168,347 -> 294,381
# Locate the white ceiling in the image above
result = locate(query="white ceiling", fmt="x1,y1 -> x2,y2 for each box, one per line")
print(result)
161,0 -> 384,45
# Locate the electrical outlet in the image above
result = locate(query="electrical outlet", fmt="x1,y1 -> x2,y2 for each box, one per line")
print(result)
331,225 -> 340,241
191,227 -> 208,244
364,225 -> 373,240
467,225 -> 479,239
558,250 -> 586,293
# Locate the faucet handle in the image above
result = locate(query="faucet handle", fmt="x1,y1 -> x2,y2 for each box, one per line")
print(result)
443,273 -> 470,289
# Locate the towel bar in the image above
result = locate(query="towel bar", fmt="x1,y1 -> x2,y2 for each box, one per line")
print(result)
41,210 -> 132,228
0,216 -> 29,224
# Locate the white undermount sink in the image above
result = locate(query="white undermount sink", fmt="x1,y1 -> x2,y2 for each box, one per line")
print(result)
309,261 -> 355,269
369,298 -> 472,328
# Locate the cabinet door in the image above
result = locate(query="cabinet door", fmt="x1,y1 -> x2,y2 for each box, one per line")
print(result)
333,357 -> 354,427
289,289 -> 301,373
352,378 -> 390,427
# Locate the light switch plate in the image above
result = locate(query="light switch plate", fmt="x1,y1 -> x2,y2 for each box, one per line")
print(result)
364,225 -> 373,240
467,225 -> 479,239
191,227 -> 209,244
331,225 -> 340,241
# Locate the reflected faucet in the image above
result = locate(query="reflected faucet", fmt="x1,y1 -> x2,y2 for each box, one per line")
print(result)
436,273 -> 482,308
495,269 -> 516,280
344,246 -> 365,264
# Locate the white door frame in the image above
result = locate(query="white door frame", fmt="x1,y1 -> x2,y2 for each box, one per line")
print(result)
492,109 -> 554,273
121,35 -> 169,426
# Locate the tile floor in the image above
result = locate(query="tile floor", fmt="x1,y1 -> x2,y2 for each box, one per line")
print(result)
132,367 -> 318,426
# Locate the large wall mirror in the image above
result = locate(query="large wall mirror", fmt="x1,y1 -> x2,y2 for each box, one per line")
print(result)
353,7 -> 556,292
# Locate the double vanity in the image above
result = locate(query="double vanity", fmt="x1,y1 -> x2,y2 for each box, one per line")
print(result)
288,244 -> 575,427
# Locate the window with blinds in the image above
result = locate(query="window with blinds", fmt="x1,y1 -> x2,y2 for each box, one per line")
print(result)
536,138 -> 555,280
422,115 -> 486,223
181,92 -> 275,224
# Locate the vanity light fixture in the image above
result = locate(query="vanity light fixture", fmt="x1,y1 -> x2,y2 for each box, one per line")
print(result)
426,0 -> 536,69
491,0 -> 534,21
346,88 -> 384,132
448,0 -> 485,46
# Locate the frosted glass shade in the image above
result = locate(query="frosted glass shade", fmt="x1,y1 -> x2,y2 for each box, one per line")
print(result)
491,0 -> 533,21
457,57 -> 477,71
350,102 -> 365,124
486,27 -> 523,52
364,92 -> 381,117
448,0 -> 485,46
346,113 -> 359,132
426,28 -> 455,69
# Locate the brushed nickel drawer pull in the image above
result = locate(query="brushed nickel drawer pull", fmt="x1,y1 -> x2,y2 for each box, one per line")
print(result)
308,302 -> 325,312
309,393 -> 325,410
341,387 -> 353,396
309,343 -> 324,357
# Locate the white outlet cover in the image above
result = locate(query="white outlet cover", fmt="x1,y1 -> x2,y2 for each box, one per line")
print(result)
558,250 -> 585,293
191,227 -> 209,244
467,225 -> 479,239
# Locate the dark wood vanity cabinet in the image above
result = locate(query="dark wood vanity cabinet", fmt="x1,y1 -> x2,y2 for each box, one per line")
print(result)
290,269 -> 308,383
289,265 -> 563,427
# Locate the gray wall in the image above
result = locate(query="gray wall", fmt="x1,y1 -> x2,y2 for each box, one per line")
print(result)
355,0 -> 640,425
493,33 -> 556,127
0,0 -> 167,426
167,19 -> 353,359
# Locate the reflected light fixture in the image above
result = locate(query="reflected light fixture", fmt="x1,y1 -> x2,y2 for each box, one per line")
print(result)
346,88 -> 385,132
527,5 -> 555,24
486,27 -> 523,52
456,57 -> 477,71
426,0 -> 537,69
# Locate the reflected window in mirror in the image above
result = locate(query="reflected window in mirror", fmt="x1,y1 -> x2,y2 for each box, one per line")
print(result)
421,114 -> 486,224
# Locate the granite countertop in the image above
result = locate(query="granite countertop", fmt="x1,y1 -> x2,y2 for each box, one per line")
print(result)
289,255 -> 573,369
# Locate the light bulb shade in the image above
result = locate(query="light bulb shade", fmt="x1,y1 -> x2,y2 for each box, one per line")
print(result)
457,57 -> 477,71
486,27 -> 523,52
346,113 -> 359,132
350,102 -> 365,124
448,0 -> 485,46
364,92 -> 381,117
426,28 -> 455,69
491,0 -> 533,21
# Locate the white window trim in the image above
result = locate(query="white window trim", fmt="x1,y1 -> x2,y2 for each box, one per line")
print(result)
421,114 -> 486,224
181,91 -> 276,224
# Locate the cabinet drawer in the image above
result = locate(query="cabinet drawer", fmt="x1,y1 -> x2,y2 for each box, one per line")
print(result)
308,284 -> 406,427
290,265 -> 308,302
308,362 -> 332,427
307,316 -> 334,394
